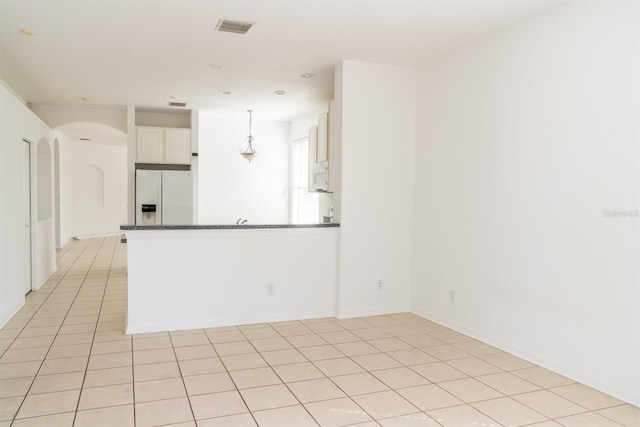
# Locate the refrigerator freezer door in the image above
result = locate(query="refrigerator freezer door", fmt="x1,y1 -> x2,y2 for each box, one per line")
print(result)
136,170 -> 162,225
162,171 -> 193,225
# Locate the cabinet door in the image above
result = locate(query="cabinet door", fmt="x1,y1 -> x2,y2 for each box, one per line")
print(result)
317,113 -> 328,162
136,127 -> 164,163
165,129 -> 191,164
308,125 -> 318,189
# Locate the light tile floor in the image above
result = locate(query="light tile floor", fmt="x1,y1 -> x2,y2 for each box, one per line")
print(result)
0,237 -> 638,427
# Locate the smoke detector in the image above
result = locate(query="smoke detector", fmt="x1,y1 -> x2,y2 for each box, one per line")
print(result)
216,19 -> 254,34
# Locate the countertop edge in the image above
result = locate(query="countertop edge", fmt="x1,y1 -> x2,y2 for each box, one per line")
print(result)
120,223 -> 340,230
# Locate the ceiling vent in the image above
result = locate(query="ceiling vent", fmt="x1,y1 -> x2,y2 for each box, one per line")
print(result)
168,101 -> 188,108
79,138 -> 91,141
216,19 -> 254,34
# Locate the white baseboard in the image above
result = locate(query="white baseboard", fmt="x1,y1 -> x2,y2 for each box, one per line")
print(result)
337,305 -> 410,320
0,300 -> 25,329
32,266 -> 56,292
126,309 -> 337,335
411,307 -> 640,407
73,231 -> 123,240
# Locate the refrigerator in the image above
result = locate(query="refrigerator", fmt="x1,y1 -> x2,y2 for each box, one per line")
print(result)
135,169 -> 193,225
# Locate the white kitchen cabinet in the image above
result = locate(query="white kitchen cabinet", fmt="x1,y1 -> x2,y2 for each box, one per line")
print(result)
165,128 -> 191,164
317,113 -> 328,162
308,125 -> 318,189
136,127 -> 191,164
136,127 -> 164,163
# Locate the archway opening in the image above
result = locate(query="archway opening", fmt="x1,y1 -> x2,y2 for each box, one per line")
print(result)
55,121 -> 127,239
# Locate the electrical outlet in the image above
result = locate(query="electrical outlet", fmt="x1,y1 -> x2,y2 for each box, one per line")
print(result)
449,290 -> 456,303
266,283 -> 275,296
377,280 -> 383,290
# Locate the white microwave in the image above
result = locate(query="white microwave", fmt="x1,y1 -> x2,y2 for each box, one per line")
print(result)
311,161 -> 329,191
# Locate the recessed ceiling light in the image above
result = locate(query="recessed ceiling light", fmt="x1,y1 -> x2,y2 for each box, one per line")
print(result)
274,91 -> 286,95
20,28 -> 34,36
80,97 -> 89,103
218,90 -> 231,95
207,64 -> 223,70
164,95 -> 176,100
301,73 -> 316,79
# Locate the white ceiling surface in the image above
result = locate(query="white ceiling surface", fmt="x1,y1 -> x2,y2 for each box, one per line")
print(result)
0,0 -> 563,121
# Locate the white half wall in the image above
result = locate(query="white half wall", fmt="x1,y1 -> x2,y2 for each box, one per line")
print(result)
198,113 -> 290,224
126,228 -> 339,333
412,0 -> 639,405
0,82 -> 56,326
336,60 -> 416,318
69,141 -> 128,238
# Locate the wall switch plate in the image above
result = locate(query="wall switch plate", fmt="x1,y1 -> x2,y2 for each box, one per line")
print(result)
266,283 -> 275,296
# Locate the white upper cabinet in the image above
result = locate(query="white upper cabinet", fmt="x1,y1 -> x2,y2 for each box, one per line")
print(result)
136,127 -> 191,164
317,113 -> 328,162
308,125 -> 318,189
307,112 -> 331,192
136,127 -> 164,163
165,128 -> 191,164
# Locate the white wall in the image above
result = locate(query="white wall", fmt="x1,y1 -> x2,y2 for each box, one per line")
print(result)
53,132 -> 74,247
336,60 -> 416,318
0,83 -> 56,326
31,104 -> 127,133
68,141 -> 128,238
412,0 -> 639,406
126,228 -> 339,333
34,137 -> 56,290
198,113 -> 290,224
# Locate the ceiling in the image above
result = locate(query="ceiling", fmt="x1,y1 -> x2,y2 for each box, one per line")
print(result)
0,0 -> 564,122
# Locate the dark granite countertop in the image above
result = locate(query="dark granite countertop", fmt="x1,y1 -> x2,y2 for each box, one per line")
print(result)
120,223 -> 340,230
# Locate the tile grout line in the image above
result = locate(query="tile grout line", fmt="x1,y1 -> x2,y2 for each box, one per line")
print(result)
70,237 -> 117,426
166,329 -> 199,425
1,237 -> 637,426
238,324 -> 325,426
7,238 -> 95,423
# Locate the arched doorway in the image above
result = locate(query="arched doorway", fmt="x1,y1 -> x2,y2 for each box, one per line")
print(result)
55,122 -> 127,240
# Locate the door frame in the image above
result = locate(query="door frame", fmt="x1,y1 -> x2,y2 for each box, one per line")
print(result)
23,138 -> 33,294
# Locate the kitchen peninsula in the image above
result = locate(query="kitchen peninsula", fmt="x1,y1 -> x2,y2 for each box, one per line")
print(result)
121,223 -> 340,334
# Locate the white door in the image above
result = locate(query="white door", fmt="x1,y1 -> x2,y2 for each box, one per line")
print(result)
23,140 -> 32,294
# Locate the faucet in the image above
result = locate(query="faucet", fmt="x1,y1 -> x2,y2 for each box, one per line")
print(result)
236,217 -> 242,225
236,218 -> 248,225
241,219 -> 248,225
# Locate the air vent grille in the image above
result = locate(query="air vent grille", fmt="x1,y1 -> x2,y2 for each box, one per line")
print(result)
168,102 -> 187,108
216,19 -> 254,34
79,138 -> 91,141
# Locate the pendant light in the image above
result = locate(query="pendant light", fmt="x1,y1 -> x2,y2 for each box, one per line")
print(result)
240,109 -> 258,162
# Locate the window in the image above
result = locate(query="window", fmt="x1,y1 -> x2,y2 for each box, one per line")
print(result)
291,139 -> 319,223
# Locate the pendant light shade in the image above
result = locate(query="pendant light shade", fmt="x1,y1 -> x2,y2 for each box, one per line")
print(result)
240,109 -> 257,162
